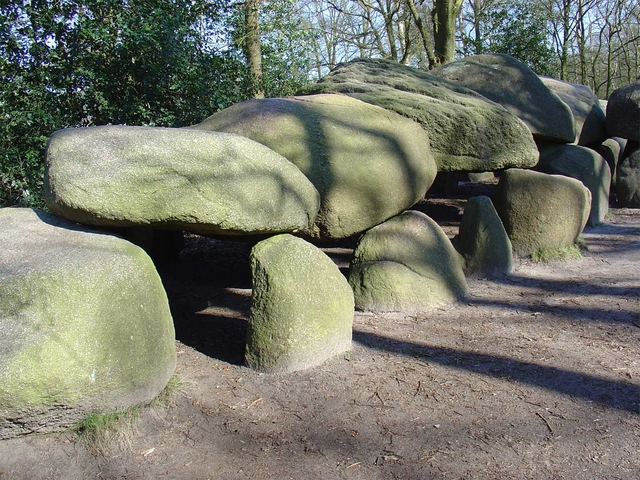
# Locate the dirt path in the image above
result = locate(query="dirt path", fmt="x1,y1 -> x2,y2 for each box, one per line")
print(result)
1,207 -> 639,480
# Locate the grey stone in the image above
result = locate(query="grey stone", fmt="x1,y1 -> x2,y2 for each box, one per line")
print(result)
45,126 -> 320,236
494,169 -> 591,256
298,58 -> 538,173
0,208 -> 175,439
348,211 -> 468,313
456,196 -> 513,277
431,54 -> 575,143
537,144 -> 611,226
540,76 -> 607,145
606,81 -> 640,141
616,141 -> 640,207
193,94 -> 437,240
246,234 -> 354,373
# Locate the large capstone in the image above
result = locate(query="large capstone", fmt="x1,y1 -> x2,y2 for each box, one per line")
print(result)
540,76 -> 608,146
246,234 -> 354,373
193,94 -> 437,240
348,211 -> 468,313
431,54 -> 575,143
298,58 -> 538,173
494,169 -> 591,256
45,126 -> 320,236
0,209 -> 176,439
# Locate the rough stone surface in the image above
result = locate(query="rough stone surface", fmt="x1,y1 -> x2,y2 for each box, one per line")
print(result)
246,234 -> 354,373
455,196 -> 513,277
593,138 -> 622,182
494,169 -> 591,256
44,126 -> 320,236
606,81 -> 640,141
431,54 -> 575,143
298,58 -> 538,173
193,94 -> 437,240
616,141 -> 640,207
540,76 -> 607,146
348,211 -> 468,313
0,209 -> 176,439
537,144 -> 611,226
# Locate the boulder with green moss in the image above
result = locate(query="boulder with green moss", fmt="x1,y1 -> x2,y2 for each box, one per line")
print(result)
455,196 -> 513,277
494,169 -> 591,256
537,144 -> 611,226
193,94 -> 436,240
298,58 -> 538,173
0,208 -> 176,439
348,211 -> 468,313
45,126 -> 320,236
246,234 -> 354,373
430,54 -> 575,143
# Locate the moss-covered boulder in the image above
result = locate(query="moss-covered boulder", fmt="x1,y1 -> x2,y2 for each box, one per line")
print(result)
431,54 -> 575,143
0,209 -> 176,439
348,211 -> 468,313
455,196 -> 513,277
494,169 -> 591,256
537,144 -> 611,226
616,141 -> 640,207
246,234 -> 354,373
192,94 -> 436,240
45,126 -> 320,236
540,76 -> 607,146
593,138 -> 623,185
606,81 -> 640,141
298,58 -> 538,173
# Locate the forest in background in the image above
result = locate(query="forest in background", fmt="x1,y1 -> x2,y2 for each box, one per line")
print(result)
1,0 -> 639,208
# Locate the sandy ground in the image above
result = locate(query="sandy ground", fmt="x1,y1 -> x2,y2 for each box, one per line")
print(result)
1,195 -> 639,480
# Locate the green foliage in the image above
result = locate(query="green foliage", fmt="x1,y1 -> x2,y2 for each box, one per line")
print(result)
460,0 -> 556,75
0,0 -> 311,207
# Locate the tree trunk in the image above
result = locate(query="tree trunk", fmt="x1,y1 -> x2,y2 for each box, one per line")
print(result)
244,0 -> 264,99
432,0 -> 464,66
406,0 -> 437,68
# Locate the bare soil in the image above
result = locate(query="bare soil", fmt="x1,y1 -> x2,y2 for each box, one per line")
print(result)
1,185 -> 639,480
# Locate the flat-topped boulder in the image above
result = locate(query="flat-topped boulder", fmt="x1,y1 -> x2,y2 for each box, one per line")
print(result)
431,54 -> 575,143
494,169 -> 591,256
193,94 -> 437,240
537,144 -> 611,226
45,126 -> 320,236
540,76 -> 607,146
298,58 -> 538,173
0,208 -> 176,439
607,81 -> 640,141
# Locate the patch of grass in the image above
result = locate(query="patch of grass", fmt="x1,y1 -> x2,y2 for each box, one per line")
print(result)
74,408 -> 140,456
531,243 -> 582,263
150,374 -> 190,408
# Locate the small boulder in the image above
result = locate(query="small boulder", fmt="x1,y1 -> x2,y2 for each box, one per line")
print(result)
455,196 -> 513,277
0,209 -> 176,439
540,76 -> 607,145
348,211 -> 468,313
45,126 -> 320,236
193,94 -> 437,240
537,144 -> 610,226
616,141 -> 640,207
246,234 -> 354,373
431,54 -> 575,143
606,81 -> 640,141
494,169 -> 591,256
592,138 -> 623,181
298,58 -> 538,173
